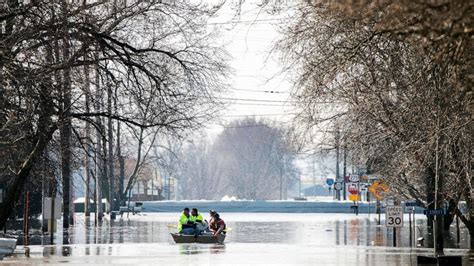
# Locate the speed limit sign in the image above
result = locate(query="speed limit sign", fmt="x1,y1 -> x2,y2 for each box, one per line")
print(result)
385,205 -> 403,227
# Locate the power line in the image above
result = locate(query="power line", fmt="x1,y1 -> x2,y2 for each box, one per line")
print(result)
228,102 -> 293,107
207,18 -> 291,26
218,97 -> 295,103
229,88 -> 289,94
221,113 -> 296,118
218,97 -> 336,105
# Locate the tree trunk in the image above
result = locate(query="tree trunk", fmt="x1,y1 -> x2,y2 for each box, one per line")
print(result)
84,62 -> 92,217
117,121 -> 125,206
101,127 -> 108,212
425,165 -> 435,240
94,46 -> 103,222
443,199 -> 457,231
107,79 -> 115,215
83,2 -> 92,218
0,94 -> 56,229
468,223 -> 474,250
60,1 -> 73,228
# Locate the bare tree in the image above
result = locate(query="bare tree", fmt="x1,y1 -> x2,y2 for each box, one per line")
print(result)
0,1 -> 229,229
211,118 -> 298,200
276,1 -> 472,250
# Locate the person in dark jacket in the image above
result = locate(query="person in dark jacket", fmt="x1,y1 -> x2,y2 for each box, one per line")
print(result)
208,210 -> 226,236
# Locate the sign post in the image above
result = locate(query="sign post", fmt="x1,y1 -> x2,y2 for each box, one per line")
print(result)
43,197 -> 61,244
349,174 -> 360,182
326,178 -> 335,186
405,201 -> 418,247
326,179 -> 334,196
386,205 -> 404,247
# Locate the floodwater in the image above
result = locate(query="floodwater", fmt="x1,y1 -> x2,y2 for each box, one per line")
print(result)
2,213 -> 473,265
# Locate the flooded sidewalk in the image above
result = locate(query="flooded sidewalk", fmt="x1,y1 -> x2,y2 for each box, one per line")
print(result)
2,213 -> 473,265
4,243 -> 473,265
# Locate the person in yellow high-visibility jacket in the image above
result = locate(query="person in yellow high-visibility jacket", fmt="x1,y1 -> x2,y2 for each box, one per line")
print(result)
190,208 -> 207,234
177,207 -> 196,235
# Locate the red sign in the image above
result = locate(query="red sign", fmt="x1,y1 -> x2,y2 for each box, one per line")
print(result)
348,182 -> 358,194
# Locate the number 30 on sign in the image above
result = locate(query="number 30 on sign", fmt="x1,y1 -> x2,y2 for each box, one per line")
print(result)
385,205 -> 403,227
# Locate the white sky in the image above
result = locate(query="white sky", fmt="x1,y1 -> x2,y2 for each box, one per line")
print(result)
204,3 -> 296,135
183,2 -> 346,188
196,3 -> 340,185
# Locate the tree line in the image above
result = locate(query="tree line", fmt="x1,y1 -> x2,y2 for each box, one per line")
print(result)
0,0 -> 229,229
275,0 -> 473,250
155,118 -> 299,201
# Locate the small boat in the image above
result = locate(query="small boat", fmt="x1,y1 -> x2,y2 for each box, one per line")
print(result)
170,233 -> 226,244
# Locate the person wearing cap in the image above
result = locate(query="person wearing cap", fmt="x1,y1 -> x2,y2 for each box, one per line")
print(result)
177,207 -> 196,235
208,210 -> 226,236
190,208 -> 207,235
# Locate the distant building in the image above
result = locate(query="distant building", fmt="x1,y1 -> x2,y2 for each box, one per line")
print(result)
123,159 -> 163,201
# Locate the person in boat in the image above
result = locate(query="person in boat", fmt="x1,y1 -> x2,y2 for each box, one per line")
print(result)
190,208 -> 207,234
208,210 -> 226,236
177,207 -> 196,235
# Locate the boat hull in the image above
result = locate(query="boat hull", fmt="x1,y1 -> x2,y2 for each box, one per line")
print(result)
170,233 -> 225,244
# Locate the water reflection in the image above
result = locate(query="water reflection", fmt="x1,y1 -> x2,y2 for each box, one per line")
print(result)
178,244 -> 226,255
61,246 -> 71,257
4,213 -> 472,266
12,213 -> 472,249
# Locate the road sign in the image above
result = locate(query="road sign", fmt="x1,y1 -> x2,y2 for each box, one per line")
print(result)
423,209 -> 446,216
334,182 -> 343,190
368,175 -> 379,181
385,205 -> 404,227
359,183 -> 369,190
368,181 -> 389,200
349,174 -> 360,182
326,178 -> 335,186
348,182 -> 358,194
404,201 -> 419,207
349,194 -> 359,201
43,197 -> 61,220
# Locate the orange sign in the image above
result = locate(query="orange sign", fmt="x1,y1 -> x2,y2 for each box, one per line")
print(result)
368,181 -> 389,200
349,194 -> 359,201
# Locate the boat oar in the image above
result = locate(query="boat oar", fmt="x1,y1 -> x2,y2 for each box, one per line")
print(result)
167,224 -> 233,232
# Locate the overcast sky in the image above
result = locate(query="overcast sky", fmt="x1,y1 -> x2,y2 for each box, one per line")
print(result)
198,3 -> 339,185
205,3 -> 296,135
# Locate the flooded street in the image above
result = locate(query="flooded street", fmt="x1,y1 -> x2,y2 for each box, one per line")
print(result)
2,213 -> 473,265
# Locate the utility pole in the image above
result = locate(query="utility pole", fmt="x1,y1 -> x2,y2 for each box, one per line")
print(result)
279,169 -> 283,200
298,175 -> 302,197
343,146 -> 347,200
312,155 -> 316,197
434,119 -> 444,255
167,175 -> 171,200
335,128 -> 341,201
279,153 -> 285,200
